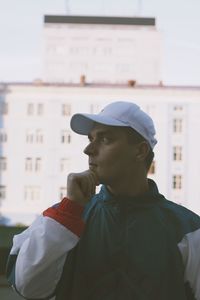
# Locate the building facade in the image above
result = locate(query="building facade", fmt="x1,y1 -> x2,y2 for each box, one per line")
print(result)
0,83 -> 200,225
0,15 -> 199,224
43,15 -> 162,85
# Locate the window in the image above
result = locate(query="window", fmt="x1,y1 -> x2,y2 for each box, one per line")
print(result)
26,130 -> 43,144
60,187 -> 67,199
37,103 -> 44,115
0,130 -> 7,143
0,102 -> 8,115
25,158 -> 33,171
173,118 -> 183,133
61,130 -> 71,144
173,106 -> 183,111
60,158 -> 70,172
25,157 -> 42,172
172,175 -> 182,190
0,157 -> 7,171
103,47 -> 112,56
36,130 -> 43,143
173,146 -> 182,161
62,104 -> 71,116
24,186 -> 40,201
0,185 -> 6,200
35,158 -> 42,172
148,161 -> 155,175
27,103 -> 44,116
27,103 -> 34,115
26,130 -> 34,143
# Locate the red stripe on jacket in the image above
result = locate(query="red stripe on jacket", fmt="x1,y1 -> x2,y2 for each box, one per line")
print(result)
43,198 -> 85,237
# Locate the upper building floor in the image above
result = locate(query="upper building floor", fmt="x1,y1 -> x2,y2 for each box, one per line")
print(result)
43,15 -> 162,85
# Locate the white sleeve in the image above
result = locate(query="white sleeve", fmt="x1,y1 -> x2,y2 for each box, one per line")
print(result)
178,228 -> 200,300
10,214 -> 79,299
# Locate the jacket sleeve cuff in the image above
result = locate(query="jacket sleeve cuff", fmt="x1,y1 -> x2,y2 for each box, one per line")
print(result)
43,198 -> 85,237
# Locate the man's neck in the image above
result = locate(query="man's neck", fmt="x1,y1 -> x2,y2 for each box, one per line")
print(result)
106,178 -> 149,198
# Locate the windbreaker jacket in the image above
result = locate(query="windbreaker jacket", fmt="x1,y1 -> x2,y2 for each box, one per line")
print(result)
7,180 -> 200,300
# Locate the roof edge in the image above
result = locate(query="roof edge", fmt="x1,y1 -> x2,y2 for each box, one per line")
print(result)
1,82 -> 200,90
44,15 -> 156,26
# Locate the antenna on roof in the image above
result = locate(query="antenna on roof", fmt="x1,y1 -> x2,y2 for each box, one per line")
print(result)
101,0 -> 106,16
138,0 -> 142,15
65,0 -> 71,15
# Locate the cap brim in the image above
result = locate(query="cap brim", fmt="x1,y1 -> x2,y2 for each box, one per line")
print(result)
70,113 -> 127,135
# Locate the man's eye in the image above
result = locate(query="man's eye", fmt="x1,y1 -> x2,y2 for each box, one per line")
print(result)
100,137 -> 110,143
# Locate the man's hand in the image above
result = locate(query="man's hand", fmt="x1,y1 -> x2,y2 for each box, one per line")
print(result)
67,170 -> 100,206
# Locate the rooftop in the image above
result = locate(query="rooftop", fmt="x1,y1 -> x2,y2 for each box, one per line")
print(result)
1,81 -> 200,91
44,15 -> 155,26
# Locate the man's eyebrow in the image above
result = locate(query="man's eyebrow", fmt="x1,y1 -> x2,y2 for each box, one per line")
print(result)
88,129 -> 114,139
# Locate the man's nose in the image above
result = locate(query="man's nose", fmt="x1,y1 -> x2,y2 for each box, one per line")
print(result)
84,142 -> 97,155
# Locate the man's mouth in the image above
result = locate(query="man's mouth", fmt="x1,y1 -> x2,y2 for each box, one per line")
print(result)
89,163 -> 98,168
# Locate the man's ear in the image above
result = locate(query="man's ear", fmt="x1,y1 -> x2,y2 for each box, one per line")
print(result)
135,141 -> 150,162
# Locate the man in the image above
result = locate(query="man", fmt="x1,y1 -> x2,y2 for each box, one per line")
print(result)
7,101 -> 200,300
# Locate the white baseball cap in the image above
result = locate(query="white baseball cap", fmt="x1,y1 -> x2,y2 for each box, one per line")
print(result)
70,101 -> 157,149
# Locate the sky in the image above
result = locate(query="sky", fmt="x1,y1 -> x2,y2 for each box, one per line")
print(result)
0,0 -> 200,85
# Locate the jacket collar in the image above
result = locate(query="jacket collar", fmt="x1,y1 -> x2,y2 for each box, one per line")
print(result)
98,179 -> 164,207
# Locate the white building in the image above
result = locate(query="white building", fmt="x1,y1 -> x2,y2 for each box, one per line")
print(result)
1,83 -> 200,225
43,15 -> 162,85
0,15 -> 200,225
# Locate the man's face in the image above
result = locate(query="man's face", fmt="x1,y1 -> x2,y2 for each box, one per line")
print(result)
84,123 -> 140,185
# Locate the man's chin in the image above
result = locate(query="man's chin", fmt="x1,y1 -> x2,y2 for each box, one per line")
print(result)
89,165 -> 97,171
